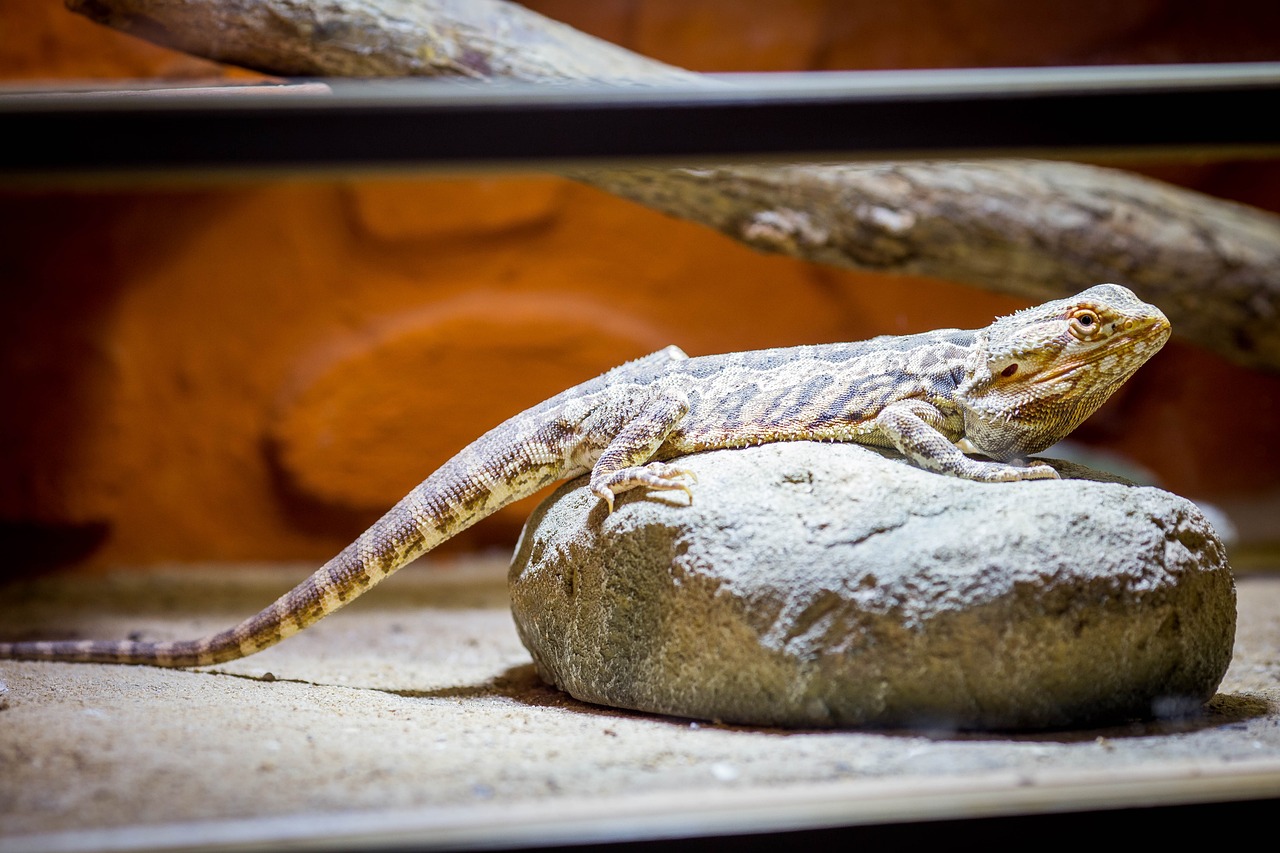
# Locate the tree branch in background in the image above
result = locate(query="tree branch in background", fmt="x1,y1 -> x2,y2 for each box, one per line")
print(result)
67,0 -> 1280,370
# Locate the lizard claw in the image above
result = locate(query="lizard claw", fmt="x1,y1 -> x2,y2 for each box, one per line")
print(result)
1023,462 -> 1060,480
593,487 -> 617,513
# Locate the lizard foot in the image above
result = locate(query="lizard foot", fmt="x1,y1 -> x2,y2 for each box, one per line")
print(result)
591,462 -> 698,512
1023,462 -> 1061,480
964,459 -> 1060,482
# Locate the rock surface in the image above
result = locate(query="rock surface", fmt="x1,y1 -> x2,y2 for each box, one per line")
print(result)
509,442 -> 1236,729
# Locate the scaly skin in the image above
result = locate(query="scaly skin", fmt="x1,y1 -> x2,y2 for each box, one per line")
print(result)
0,284 -> 1170,667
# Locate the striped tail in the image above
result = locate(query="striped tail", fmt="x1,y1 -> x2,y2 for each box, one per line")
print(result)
0,443 -> 574,667
0,501 -> 434,667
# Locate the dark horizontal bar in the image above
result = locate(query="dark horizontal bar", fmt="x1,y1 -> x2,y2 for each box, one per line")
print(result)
2,63 -> 1278,181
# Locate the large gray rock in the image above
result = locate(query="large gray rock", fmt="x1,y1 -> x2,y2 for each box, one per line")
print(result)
509,442 -> 1235,730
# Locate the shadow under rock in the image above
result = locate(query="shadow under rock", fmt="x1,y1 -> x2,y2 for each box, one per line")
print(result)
374,664 -> 1273,740
378,663 -> 714,725
890,692 -> 1274,744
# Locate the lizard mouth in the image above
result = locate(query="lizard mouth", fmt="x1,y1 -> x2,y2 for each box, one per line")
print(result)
1037,313 -> 1171,385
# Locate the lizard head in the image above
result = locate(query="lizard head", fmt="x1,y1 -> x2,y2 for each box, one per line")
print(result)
956,283 -> 1171,460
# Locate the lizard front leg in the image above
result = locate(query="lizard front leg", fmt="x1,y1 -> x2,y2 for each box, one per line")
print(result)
589,390 -> 696,512
874,399 -> 1059,482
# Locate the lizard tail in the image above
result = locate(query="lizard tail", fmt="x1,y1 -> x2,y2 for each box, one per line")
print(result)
0,507 -> 433,667
0,449 -> 570,667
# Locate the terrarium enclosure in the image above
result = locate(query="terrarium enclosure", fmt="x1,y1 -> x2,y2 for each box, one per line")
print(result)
1,1 -> 1279,850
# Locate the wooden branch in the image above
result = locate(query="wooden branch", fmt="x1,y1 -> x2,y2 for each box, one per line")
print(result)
68,0 -> 1280,371
572,162 -> 1280,371
66,0 -> 701,83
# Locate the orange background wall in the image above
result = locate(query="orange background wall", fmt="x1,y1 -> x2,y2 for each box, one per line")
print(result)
1,0 -> 1279,576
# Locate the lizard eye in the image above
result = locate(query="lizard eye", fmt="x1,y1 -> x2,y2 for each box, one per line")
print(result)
1000,363 -> 1019,378
1070,309 -> 1101,338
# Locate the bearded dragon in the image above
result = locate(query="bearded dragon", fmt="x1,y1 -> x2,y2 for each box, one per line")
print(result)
0,283 -> 1170,668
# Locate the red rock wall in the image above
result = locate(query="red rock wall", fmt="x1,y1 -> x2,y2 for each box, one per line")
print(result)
1,0 -> 1278,574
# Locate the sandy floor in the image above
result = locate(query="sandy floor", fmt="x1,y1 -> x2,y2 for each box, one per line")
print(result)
1,559 -> 1278,852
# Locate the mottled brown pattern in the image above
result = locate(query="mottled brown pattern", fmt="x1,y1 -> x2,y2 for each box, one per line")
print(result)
0,286 -> 1169,667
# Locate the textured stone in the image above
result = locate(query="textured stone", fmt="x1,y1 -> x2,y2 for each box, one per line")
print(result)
509,442 -> 1236,730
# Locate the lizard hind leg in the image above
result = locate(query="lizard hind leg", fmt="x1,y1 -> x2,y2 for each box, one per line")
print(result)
589,391 -> 695,512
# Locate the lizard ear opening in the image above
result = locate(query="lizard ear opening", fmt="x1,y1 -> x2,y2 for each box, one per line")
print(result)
1000,363 -> 1019,378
